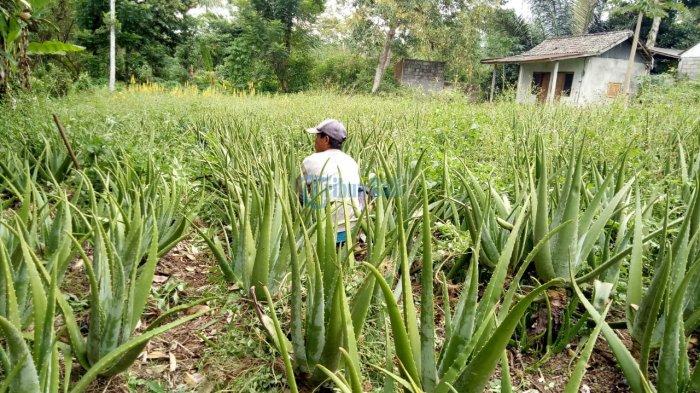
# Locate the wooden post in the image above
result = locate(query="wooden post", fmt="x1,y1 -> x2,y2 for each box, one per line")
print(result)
489,64 -> 497,102
52,114 -> 80,170
548,61 -> 559,104
623,12 -> 644,100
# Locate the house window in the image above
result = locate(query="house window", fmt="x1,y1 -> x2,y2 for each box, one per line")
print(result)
561,73 -> 574,96
531,72 -> 547,94
607,82 -> 622,98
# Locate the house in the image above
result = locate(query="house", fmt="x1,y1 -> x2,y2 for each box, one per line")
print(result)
679,43 -> 700,79
482,30 -> 651,104
394,59 -> 445,91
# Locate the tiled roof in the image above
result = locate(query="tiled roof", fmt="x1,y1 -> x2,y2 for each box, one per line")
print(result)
482,30 -> 634,64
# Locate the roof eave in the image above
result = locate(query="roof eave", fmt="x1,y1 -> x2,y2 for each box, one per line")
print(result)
481,53 -> 590,64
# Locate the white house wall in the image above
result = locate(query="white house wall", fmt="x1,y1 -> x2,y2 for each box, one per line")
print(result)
579,56 -> 647,103
515,59 -> 585,104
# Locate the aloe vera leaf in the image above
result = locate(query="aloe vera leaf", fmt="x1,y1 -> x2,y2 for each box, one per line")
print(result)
395,191 -> 422,377
564,301 -> 612,393
635,209 -> 672,375
438,257 -> 478,376
37,265 -> 58,390
262,286 -> 299,393
626,191 -> 644,329
339,348 -> 362,393
575,216 -> 683,283
0,316 -> 40,393
658,253 -> 700,391
317,364 -> 353,393
373,363 -> 419,392
316,269 -> 344,380
69,311 -> 205,393
363,262 -> 421,386
500,351 -> 512,393
551,145 -> 582,278
251,180 -> 274,298
419,176 -> 437,392
18,229 -> 48,363
500,219 -> 572,319
131,220 -> 159,331
280,195 -> 308,369
194,224 -> 236,282
571,267 -> 654,393
0,240 -> 20,327
337,265 -> 362,393
440,272 -> 452,346
577,178 -> 634,269
305,234 -> 325,367
532,138 -> 555,281
475,194 -> 529,324
443,279 -> 562,393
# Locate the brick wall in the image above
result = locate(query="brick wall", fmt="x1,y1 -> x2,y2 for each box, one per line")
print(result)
395,59 -> 445,91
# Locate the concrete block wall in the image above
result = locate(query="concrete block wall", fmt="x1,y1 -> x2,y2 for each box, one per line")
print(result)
396,59 -> 445,91
679,58 -> 700,80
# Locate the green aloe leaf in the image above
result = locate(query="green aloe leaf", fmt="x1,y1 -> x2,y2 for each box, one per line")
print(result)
443,279 -> 562,393
0,315 -> 40,393
363,262 -> 421,386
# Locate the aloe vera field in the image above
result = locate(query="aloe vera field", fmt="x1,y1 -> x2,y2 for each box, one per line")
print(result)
0,82 -> 699,393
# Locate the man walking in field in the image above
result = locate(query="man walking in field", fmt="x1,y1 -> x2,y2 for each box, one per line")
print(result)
301,119 -> 362,245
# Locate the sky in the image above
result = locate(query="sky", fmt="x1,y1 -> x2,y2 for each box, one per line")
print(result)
505,0 -> 533,20
190,1 -> 533,21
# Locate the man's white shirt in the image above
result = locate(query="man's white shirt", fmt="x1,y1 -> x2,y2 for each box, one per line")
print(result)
301,149 -> 361,232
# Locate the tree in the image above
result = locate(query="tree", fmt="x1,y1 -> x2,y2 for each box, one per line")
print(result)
75,0 -> 199,82
0,0 -> 83,97
610,0 -> 684,96
353,0 -> 474,93
245,0 -> 324,91
528,0 -> 575,36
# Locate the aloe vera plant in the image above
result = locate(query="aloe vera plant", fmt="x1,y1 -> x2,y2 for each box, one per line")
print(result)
531,138 -> 634,281
198,168 -> 289,297
354,172 -> 565,393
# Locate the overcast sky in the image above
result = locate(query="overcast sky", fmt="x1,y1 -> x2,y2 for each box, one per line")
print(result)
189,1 -> 533,22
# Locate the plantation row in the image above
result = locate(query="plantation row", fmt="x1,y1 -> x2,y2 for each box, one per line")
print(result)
0,88 -> 699,392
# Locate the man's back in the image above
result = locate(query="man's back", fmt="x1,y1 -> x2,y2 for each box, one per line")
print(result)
302,149 -> 361,232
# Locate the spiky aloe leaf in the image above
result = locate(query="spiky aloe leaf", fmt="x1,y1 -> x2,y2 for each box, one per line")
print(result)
69,310 -> 206,393
564,298 -> 612,393
0,316 -> 40,393
441,279 -> 562,393
261,287 -> 299,393
571,266 -> 655,393
419,175 -> 437,392
658,251 -> 700,391
363,262 -> 421,386
280,192 -> 308,370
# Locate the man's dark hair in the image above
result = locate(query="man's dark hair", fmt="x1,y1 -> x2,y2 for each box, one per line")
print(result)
320,132 -> 344,150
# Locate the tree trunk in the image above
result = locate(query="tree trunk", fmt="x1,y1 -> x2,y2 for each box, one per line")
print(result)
622,11 -> 643,99
646,16 -> 661,48
279,23 -> 292,93
0,36 -> 7,98
371,25 -> 396,94
109,0 -> 116,92
18,29 -> 31,90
